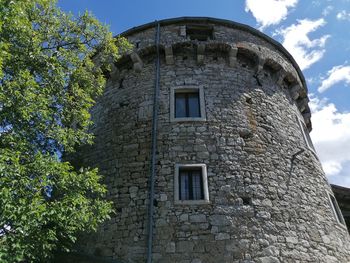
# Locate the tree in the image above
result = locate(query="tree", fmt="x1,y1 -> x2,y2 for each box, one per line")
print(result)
0,0 -> 130,262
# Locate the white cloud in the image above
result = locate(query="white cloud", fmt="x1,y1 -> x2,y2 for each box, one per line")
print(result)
322,5 -> 334,16
245,0 -> 298,29
276,19 -> 330,70
306,77 -> 317,85
318,65 -> 350,92
309,96 -> 350,186
322,161 -> 343,176
336,10 -> 350,21
311,0 -> 322,6
313,0 -> 333,7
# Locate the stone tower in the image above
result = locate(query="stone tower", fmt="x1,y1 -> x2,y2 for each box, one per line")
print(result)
74,17 -> 350,263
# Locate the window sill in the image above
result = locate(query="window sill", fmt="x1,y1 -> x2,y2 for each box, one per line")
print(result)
174,200 -> 211,205
170,117 -> 207,122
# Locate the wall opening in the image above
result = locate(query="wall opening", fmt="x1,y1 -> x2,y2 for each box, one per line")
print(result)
186,25 -> 214,41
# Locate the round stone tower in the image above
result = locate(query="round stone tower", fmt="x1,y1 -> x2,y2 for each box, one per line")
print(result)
75,17 -> 350,263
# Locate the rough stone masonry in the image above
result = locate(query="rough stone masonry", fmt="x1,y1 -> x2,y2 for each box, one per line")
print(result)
71,17 -> 350,263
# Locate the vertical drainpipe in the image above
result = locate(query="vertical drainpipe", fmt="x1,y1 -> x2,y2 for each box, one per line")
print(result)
147,21 -> 160,263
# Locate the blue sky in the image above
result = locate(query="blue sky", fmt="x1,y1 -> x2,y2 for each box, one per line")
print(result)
59,0 -> 350,187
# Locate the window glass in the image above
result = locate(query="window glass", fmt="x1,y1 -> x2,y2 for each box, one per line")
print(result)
180,170 -> 189,200
188,93 -> 200,117
192,170 -> 203,200
179,168 -> 203,200
175,93 -> 187,118
175,91 -> 200,118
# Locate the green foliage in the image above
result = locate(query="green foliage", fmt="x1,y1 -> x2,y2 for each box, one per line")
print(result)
0,0 -> 130,261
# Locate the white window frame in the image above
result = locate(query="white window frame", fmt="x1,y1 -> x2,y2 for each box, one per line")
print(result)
327,191 -> 346,225
170,86 -> 206,122
296,115 -> 316,154
174,164 -> 210,205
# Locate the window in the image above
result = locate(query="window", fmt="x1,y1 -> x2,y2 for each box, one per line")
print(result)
186,25 -> 214,41
297,116 -> 316,152
174,164 -> 209,205
170,86 -> 206,122
179,167 -> 203,200
328,192 -> 345,225
175,92 -> 200,118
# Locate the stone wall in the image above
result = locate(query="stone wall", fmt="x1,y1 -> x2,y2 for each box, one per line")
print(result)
71,18 -> 350,263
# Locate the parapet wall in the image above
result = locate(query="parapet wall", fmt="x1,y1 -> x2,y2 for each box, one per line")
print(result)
117,17 -> 311,130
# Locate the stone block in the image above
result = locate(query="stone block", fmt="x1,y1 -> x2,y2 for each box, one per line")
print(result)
215,232 -> 230,240
160,193 -> 167,201
166,242 -> 176,253
179,214 -> 189,222
285,236 -> 298,244
189,214 -> 207,223
209,215 -> 231,226
258,256 -> 280,263
177,241 -> 194,253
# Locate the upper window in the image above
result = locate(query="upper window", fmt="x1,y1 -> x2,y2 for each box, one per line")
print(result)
328,192 -> 345,225
186,25 -> 214,41
297,116 -> 316,153
175,91 -> 200,118
174,164 -> 209,205
170,87 -> 206,122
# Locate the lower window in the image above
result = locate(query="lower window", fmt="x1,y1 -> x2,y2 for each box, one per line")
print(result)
174,164 -> 209,204
179,167 -> 203,200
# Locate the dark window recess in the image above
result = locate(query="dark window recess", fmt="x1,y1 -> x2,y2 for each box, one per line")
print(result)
179,167 -> 204,200
119,77 -> 124,89
175,91 -> 201,118
242,197 -> 251,205
330,194 -> 345,225
186,25 -> 214,41
153,199 -> 158,207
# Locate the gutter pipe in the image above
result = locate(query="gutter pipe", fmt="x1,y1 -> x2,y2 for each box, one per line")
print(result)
146,21 -> 160,263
